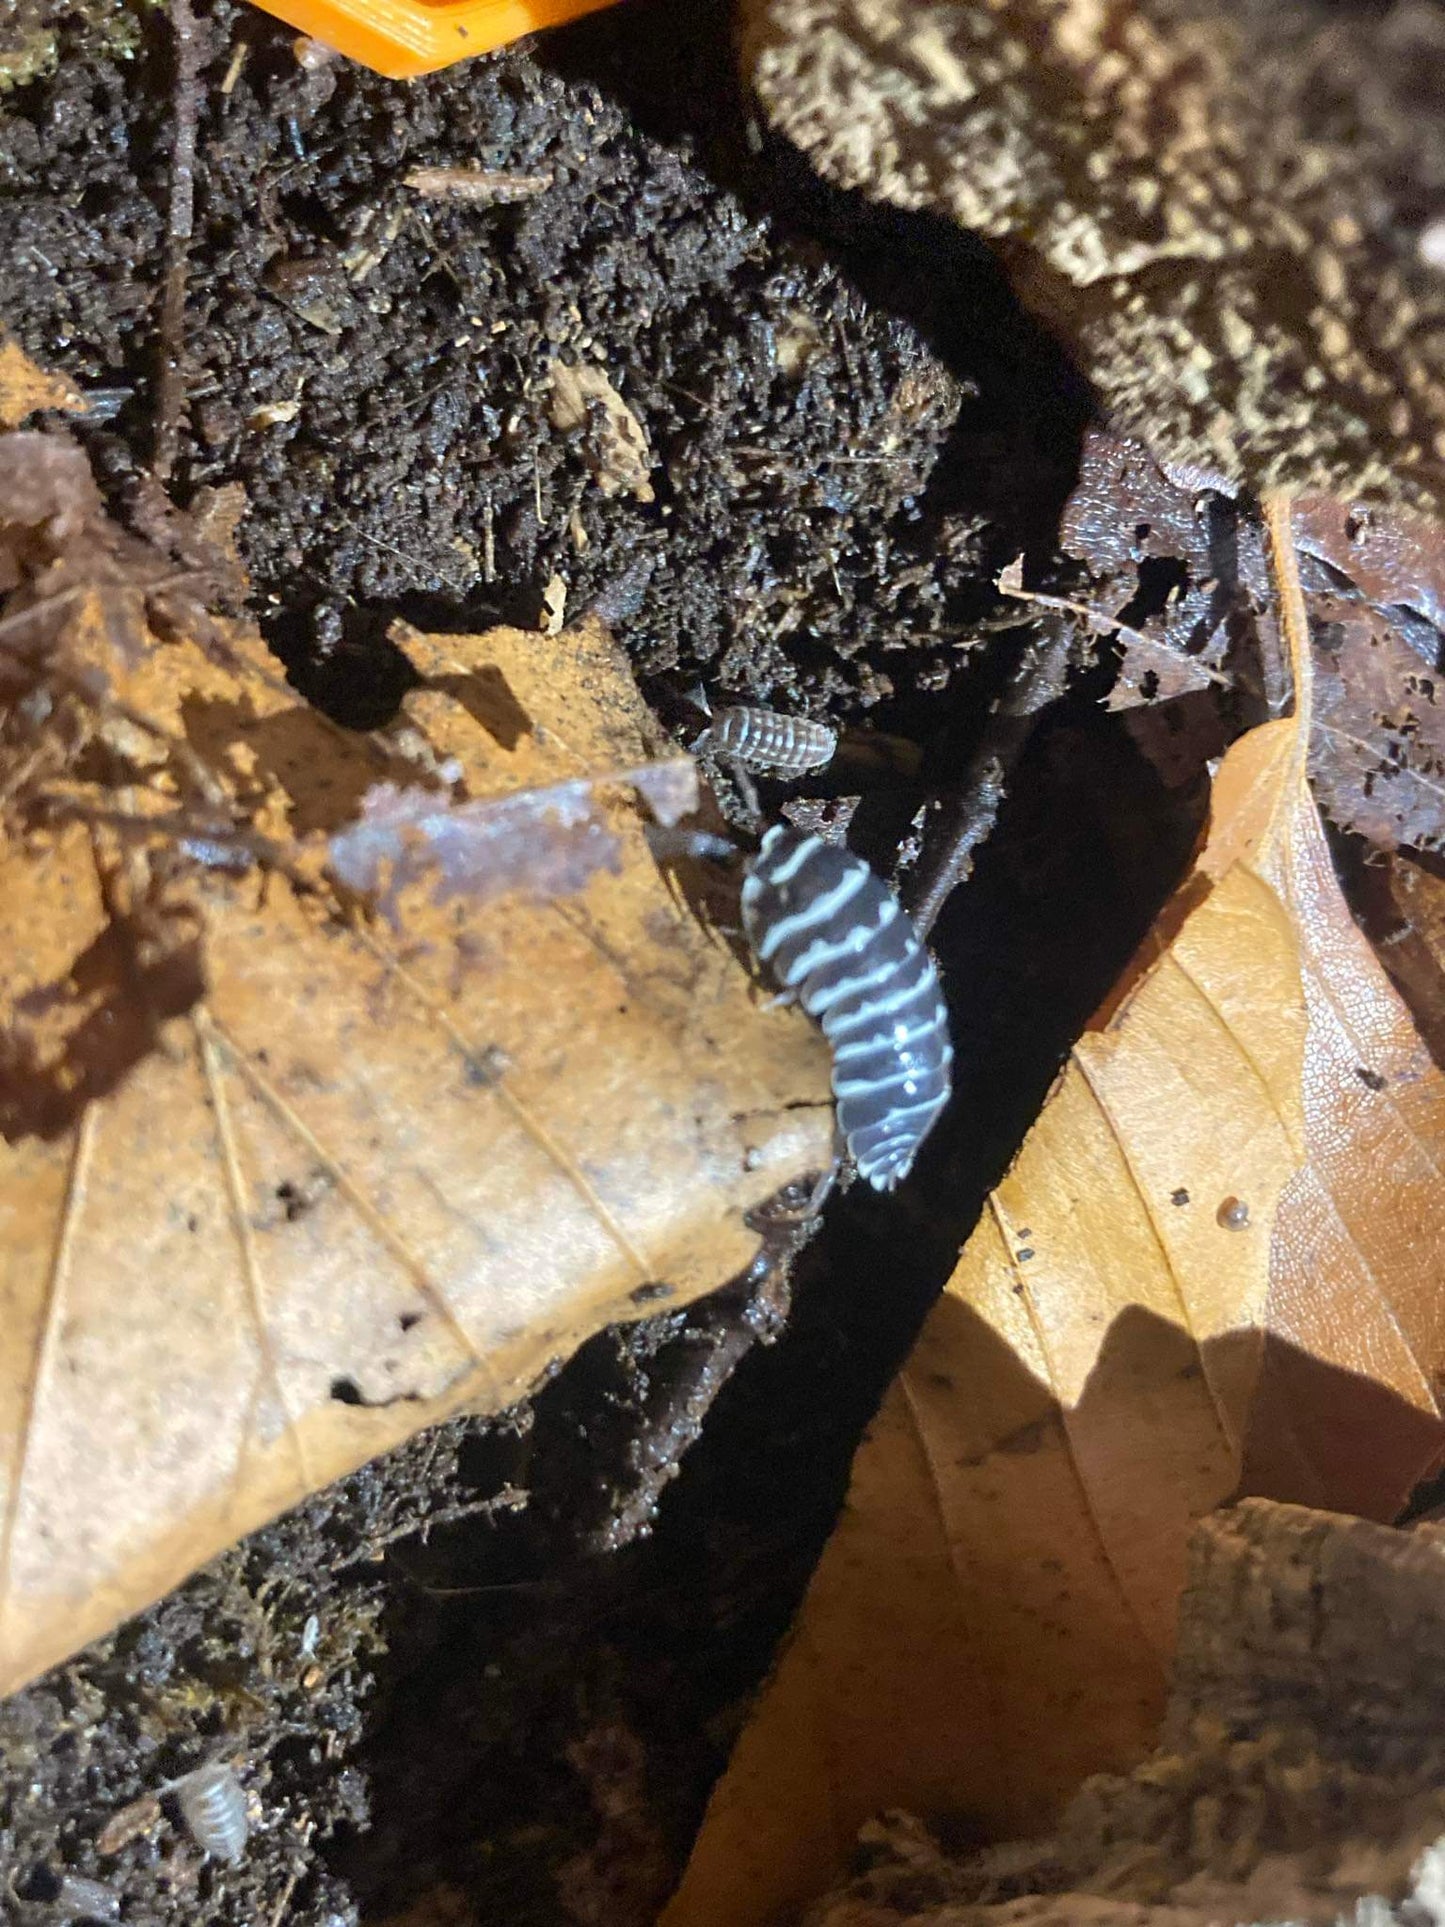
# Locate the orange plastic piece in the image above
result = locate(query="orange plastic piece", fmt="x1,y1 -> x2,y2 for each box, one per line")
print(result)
255,0 -> 623,77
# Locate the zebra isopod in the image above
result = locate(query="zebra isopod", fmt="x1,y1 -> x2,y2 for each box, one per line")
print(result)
741,824 -> 951,1190
172,1762 -> 249,1865
697,706 -> 837,775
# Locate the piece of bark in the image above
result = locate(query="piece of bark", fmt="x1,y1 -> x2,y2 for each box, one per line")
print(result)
804,1499 -> 1445,1926
741,0 -> 1445,513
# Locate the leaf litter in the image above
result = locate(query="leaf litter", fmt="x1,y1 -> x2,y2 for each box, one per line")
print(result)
1042,430 -> 1445,856
0,425 -> 833,1699
660,498 -> 1445,1927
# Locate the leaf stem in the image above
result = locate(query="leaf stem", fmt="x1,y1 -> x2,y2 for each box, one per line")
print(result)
1261,491 -> 1314,745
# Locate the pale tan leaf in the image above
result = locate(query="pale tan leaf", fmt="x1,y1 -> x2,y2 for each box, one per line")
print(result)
662,504 -> 1445,1927
0,341 -> 87,429
0,559 -> 833,1695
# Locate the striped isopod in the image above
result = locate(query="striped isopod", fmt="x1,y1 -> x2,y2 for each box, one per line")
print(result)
696,706 -> 837,775
172,1761 -> 249,1865
741,825 -> 951,1190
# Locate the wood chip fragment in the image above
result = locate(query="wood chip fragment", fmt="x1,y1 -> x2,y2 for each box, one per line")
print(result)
403,167 -> 554,203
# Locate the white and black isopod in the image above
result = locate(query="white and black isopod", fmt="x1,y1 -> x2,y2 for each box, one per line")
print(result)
695,706 -> 837,775
742,825 -> 951,1189
172,1761 -> 249,1864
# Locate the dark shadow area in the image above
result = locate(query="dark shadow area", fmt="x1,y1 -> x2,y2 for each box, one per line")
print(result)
1239,1329 -> 1445,1522
0,910 -> 204,1145
337,688 -> 1208,1922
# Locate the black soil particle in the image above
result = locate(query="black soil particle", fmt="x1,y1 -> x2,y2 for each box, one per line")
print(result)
0,2 -> 1204,1923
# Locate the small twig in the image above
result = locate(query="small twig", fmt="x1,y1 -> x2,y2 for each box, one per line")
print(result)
218,38 -> 246,94
265,1869 -> 300,1927
153,0 -> 205,484
403,166 -> 554,204
1261,491 -> 1313,736
588,1210 -> 817,1555
906,619 -> 1074,941
32,798 -> 293,871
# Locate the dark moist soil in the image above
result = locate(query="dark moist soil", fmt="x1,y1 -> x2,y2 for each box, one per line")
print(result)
0,4 -> 1207,1923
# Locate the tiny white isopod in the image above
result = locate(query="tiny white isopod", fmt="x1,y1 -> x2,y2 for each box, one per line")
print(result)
172,1761 -> 249,1865
695,706 -> 837,776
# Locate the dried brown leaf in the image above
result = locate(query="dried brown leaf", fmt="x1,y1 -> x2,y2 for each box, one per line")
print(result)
1294,494 -> 1445,634
0,450 -> 832,1695
1058,431 -> 1262,711
326,758 -> 696,919
1309,594 -> 1445,852
0,431 -> 103,552
663,512 -> 1445,1927
1353,849 -> 1445,1075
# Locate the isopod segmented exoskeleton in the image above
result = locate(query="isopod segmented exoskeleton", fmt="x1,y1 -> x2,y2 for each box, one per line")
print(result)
172,1761 -> 249,1865
742,825 -> 951,1190
695,706 -> 837,776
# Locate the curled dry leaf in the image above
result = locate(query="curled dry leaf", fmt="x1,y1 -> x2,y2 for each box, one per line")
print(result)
1355,848 -> 1445,1076
662,525 -> 1445,1927
996,552 -> 1228,713
0,451 -> 832,1696
547,361 -> 656,504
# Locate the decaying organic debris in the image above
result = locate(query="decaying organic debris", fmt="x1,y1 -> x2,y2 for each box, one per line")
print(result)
803,1500 -> 1445,1927
547,362 -> 657,505
741,0 -> 1445,510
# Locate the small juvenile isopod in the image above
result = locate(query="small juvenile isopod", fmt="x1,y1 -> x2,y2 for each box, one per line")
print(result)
172,1761 -> 249,1865
696,706 -> 838,776
742,824 -> 951,1189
